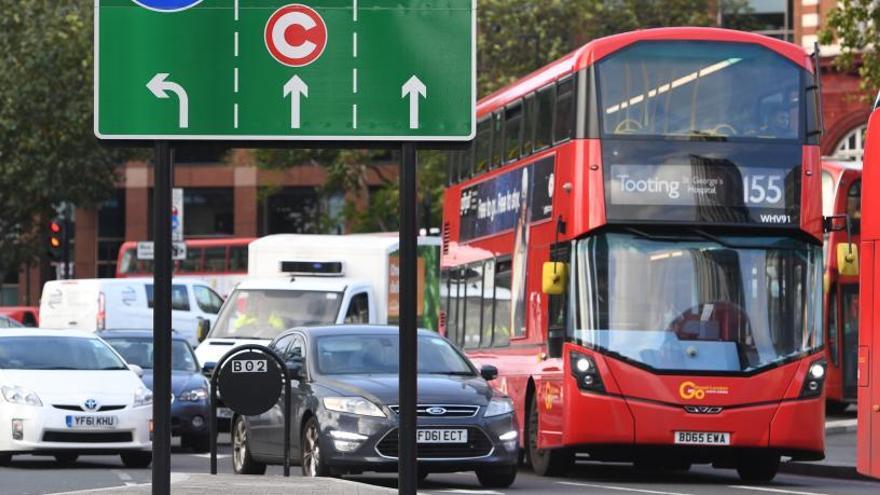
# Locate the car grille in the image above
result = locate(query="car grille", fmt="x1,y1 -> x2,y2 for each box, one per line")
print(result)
43,431 -> 133,443
388,404 -> 480,418
376,426 -> 493,459
52,405 -> 126,412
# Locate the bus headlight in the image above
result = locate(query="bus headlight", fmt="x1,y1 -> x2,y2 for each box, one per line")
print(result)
570,351 -> 604,393
801,360 -> 826,398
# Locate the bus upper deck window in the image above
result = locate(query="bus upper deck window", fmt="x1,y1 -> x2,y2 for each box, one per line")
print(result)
535,85 -> 555,150
491,112 -> 503,168
555,78 -> 575,143
504,102 -> 523,163
522,95 -> 536,156
474,118 -> 491,174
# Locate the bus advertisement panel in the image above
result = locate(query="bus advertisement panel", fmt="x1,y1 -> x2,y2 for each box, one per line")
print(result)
442,28 -> 825,483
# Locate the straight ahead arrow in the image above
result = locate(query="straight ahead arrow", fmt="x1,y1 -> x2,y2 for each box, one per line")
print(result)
146,73 -> 189,129
401,75 -> 427,130
283,75 -> 309,129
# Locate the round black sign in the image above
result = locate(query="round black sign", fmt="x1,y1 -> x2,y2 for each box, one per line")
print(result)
217,350 -> 283,416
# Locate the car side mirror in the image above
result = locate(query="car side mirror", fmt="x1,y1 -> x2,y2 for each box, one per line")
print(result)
128,364 -> 144,378
197,319 -> 211,342
287,358 -> 305,380
202,362 -> 217,377
480,365 -> 498,381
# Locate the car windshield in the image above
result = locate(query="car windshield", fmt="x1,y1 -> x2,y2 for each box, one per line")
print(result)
210,289 -> 342,340
574,233 -> 823,372
597,41 -> 803,140
104,337 -> 198,372
0,336 -> 128,370
315,334 -> 475,376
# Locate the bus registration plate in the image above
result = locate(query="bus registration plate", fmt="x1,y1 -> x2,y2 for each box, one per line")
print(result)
417,429 -> 467,444
674,431 -> 730,446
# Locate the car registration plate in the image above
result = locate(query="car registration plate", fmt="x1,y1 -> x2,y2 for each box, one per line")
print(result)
674,431 -> 730,446
65,415 -> 118,429
217,408 -> 233,419
417,429 -> 467,444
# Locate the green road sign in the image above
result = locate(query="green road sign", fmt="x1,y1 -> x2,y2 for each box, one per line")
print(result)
95,0 -> 475,141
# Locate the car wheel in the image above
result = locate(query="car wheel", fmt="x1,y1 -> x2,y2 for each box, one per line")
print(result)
476,465 -> 517,488
232,416 -> 266,475
527,394 -> 573,476
54,453 -> 79,465
736,454 -> 780,483
184,434 -> 211,454
0,454 -> 11,466
301,417 -> 328,477
120,452 -> 152,468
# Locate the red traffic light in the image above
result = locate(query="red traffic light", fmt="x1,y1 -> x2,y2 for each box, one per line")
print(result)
50,221 -> 62,233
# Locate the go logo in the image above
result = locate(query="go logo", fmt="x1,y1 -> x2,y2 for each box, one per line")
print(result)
679,381 -> 706,400
265,4 -> 328,67
132,0 -> 204,12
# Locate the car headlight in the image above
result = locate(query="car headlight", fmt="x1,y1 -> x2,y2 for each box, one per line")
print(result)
134,387 -> 153,407
178,388 -> 208,402
484,397 -> 514,417
1,385 -> 42,407
323,397 -> 386,417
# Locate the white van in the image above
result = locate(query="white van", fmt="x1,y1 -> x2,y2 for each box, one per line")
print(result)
39,278 -> 223,345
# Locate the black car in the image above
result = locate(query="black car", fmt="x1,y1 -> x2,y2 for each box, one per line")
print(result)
232,325 -> 519,488
100,329 -> 211,452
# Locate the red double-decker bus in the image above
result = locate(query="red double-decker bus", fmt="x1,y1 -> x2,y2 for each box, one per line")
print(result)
857,97 -> 880,480
821,160 -> 862,412
441,28 -> 826,482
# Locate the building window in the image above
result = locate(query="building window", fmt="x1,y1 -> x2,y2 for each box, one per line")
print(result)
185,188 -> 234,236
833,124 -> 868,162
258,187 -> 323,236
719,0 -> 793,42
97,189 -> 126,278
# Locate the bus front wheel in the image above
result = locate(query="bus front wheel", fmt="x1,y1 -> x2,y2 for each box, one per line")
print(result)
736,453 -> 779,483
527,394 -> 573,476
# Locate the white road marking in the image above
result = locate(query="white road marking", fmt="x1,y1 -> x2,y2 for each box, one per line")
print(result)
234,0 -> 239,21
234,67 -> 239,93
112,470 -> 133,481
437,491 -> 503,495
190,452 -> 231,459
234,103 -> 239,129
353,68 -> 358,93
234,31 -> 239,57
353,0 -> 358,21
352,104 -> 358,129
558,481 -> 694,495
353,32 -> 358,58
729,486 -> 831,495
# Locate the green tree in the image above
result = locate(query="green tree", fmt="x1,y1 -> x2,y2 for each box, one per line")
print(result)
821,0 -> 880,97
0,1 -> 122,282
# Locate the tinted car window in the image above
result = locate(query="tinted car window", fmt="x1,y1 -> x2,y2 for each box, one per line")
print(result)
315,334 -> 474,375
104,337 -> 199,372
0,337 -> 127,370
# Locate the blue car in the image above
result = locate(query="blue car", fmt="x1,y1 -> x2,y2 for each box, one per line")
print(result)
100,329 -> 210,452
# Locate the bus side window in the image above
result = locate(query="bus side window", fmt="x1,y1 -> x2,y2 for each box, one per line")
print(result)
555,77 -> 575,143
229,246 -> 248,271
847,179 -> 861,233
535,84 -> 555,151
504,101 -> 523,163
463,263 -> 484,349
493,259 -> 513,347
491,112 -> 503,168
181,247 -> 203,273
521,94 -> 536,157
481,260 -> 496,347
474,118 -> 492,174
204,247 -> 225,272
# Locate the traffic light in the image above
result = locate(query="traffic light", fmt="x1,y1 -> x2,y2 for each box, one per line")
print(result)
48,220 -> 63,260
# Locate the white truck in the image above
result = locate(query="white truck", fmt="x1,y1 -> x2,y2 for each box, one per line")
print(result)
194,234 -> 440,366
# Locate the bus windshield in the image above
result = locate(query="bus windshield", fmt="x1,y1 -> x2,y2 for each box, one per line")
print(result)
574,233 -> 822,373
597,41 -> 802,140
210,289 -> 342,340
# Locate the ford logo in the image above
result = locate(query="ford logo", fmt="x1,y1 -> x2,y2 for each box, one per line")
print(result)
83,399 -> 100,412
425,407 -> 447,416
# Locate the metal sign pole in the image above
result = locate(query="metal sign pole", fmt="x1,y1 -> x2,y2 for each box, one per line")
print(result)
398,143 -> 418,494
152,141 -> 173,495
